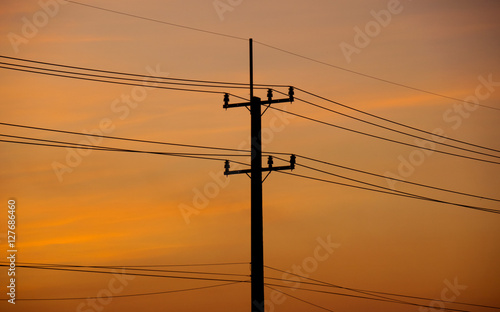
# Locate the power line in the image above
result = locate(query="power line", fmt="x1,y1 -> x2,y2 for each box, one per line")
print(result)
3,53 -> 497,159
265,277 -> 410,307
297,154 -> 500,203
0,138 -> 247,164
0,122 -> 249,153
0,134 -> 249,159
266,266 -> 500,311
4,53 -> 497,162
67,0 -> 247,41
276,171 -> 500,215
9,261 -> 496,311
256,42 -> 499,112
0,55 -> 287,89
0,121 -> 289,157
64,2 -> 499,112
265,283 -> 470,312
5,138 -> 498,214
297,164 -> 500,213
0,64 -> 239,97
283,157 -> 500,212
265,285 -> 335,312
3,261 -> 250,278
274,90 -> 500,158
15,282 -> 245,301
0,264 -> 250,283
268,106 -> 500,165
6,261 -> 249,268
0,60 -> 253,90
0,55 -> 289,89
3,122 -> 499,209
292,88 -> 500,153
3,122 -> 499,207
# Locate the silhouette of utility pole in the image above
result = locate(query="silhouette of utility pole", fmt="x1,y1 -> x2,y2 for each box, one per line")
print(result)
222,38 -> 295,312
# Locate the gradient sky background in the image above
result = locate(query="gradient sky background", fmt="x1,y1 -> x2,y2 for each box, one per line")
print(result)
1,0 -> 500,311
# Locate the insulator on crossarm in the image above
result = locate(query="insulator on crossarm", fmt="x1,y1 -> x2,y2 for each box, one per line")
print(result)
290,154 -> 296,170
267,156 -> 273,168
224,160 -> 230,175
223,93 -> 229,109
288,86 -> 294,102
267,89 -> 273,102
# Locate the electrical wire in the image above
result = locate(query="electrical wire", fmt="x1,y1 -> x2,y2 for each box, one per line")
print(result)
0,264 -> 249,283
264,277 -> 409,307
6,55 -> 495,162
63,2 -> 500,111
67,0 -> 248,41
0,55 -> 288,89
3,122 -> 499,208
0,60 -> 253,90
15,282 -> 245,301
0,122 -> 249,153
276,171 -> 500,214
292,88 -> 500,153
0,138 -> 247,164
4,57 -> 497,160
0,121 -> 289,157
265,283 -> 470,312
256,41 -> 499,112
6,261 -> 496,310
265,285 -> 335,312
284,158 -> 500,212
5,137 -> 498,214
272,89 -> 500,158
266,266 -> 500,310
268,106 -> 500,165
6,261 -> 249,268
0,64 -> 239,97
296,154 -> 500,203
0,134 -> 250,159
3,55 -> 497,161
4,261 -> 250,278
15,129 -> 496,214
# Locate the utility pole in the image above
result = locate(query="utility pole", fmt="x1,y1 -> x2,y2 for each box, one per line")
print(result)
222,38 -> 295,312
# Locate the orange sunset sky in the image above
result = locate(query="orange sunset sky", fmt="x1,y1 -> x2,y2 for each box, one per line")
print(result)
1,0 -> 500,311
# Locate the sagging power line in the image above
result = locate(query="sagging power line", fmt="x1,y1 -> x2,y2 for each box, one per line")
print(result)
65,0 -> 500,111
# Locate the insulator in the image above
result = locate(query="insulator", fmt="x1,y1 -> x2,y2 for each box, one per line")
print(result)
267,156 -> 274,168
267,89 -> 273,101
288,86 -> 294,102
